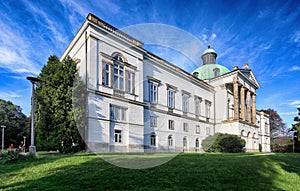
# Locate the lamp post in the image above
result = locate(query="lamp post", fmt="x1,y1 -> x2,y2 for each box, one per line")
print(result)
26,76 -> 40,156
1,125 -> 6,153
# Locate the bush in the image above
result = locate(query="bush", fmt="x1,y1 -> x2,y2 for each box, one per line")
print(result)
202,133 -> 246,153
0,150 -> 35,163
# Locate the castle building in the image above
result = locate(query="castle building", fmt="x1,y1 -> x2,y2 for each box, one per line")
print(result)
61,13 -> 270,152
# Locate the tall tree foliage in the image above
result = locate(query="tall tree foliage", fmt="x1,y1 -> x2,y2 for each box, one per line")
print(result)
0,99 -> 29,149
291,108 -> 300,152
35,55 -> 86,153
261,109 -> 286,139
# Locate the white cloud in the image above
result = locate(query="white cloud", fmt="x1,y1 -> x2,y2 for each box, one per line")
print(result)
289,66 -> 300,71
279,111 -> 298,116
210,33 -> 217,41
291,31 -> 300,46
290,100 -> 300,107
0,21 -> 40,75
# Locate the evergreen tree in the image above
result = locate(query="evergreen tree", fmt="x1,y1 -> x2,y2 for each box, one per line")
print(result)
0,99 -> 29,149
35,55 -> 86,153
291,108 -> 300,152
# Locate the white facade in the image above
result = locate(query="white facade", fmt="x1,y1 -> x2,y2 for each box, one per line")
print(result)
61,13 -> 270,152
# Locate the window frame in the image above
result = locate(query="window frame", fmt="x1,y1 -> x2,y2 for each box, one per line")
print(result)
196,125 -> 200,134
150,134 -> 156,146
114,129 -> 122,143
182,93 -> 189,113
150,116 -> 157,127
169,120 -> 174,130
110,105 -> 127,122
183,123 -> 188,132
167,88 -> 175,109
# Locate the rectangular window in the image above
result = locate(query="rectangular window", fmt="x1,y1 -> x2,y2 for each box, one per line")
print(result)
196,125 -> 200,134
104,63 -> 110,86
150,135 -> 156,146
149,83 -> 158,103
169,120 -> 174,130
265,123 -> 268,134
206,127 -> 210,135
150,116 -> 157,127
126,72 -> 134,94
110,105 -> 126,121
195,98 -> 201,116
113,63 -> 124,90
205,102 -> 211,118
114,130 -> 122,143
168,89 -> 175,108
183,123 -> 188,132
183,94 -> 189,113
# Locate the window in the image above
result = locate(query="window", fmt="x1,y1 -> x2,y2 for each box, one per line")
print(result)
265,123 -> 269,134
150,116 -> 157,127
195,97 -> 201,116
169,120 -> 174,130
183,123 -> 188,132
196,125 -> 200,134
205,101 -> 211,118
206,127 -> 210,135
168,135 -> 173,147
113,63 -> 124,90
113,54 -> 124,62
167,88 -> 175,108
110,105 -> 126,121
195,138 -> 199,148
149,82 -> 158,104
213,68 -> 220,77
103,63 -> 110,86
183,137 -> 187,148
114,130 -> 122,143
150,134 -> 156,146
126,71 -> 134,94
182,94 -> 189,112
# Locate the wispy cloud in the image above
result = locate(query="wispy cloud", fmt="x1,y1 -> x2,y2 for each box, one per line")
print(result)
289,66 -> 300,71
290,31 -> 300,47
279,111 -> 298,116
0,20 -> 40,75
290,100 -> 300,107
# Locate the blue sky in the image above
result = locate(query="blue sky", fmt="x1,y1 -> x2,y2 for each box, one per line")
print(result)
0,0 -> 299,128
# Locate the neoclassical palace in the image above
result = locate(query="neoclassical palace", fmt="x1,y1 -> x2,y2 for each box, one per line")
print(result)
61,13 -> 270,152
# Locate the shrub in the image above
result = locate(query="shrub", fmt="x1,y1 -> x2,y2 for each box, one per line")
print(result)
0,150 -> 35,163
202,133 -> 246,153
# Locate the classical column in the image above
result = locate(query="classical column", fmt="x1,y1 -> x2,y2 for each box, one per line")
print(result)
252,93 -> 257,125
246,90 -> 251,123
233,77 -> 239,120
240,86 -> 245,121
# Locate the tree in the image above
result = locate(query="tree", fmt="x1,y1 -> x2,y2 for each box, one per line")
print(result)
0,99 -> 29,149
291,108 -> 300,152
35,55 -> 86,153
201,133 -> 245,153
261,109 -> 287,139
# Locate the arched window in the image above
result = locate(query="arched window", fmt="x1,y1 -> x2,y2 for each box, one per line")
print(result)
195,138 -> 199,148
213,68 -> 220,77
112,53 -> 125,62
241,130 -> 245,136
168,135 -> 173,147
150,134 -> 156,146
183,137 -> 187,148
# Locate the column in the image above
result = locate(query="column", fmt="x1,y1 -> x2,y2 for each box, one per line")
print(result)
252,93 -> 256,125
240,86 -> 245,121
246,90 -> 251,123
233,77 -> 239,120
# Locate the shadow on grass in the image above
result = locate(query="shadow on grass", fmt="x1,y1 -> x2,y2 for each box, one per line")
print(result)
0,153 -> 299,191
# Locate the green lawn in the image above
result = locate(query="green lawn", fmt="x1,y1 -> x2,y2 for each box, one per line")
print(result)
0,152 -> 299,191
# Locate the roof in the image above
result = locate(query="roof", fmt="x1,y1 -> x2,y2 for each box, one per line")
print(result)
202,47 -> 217,55
192,64 -> 231,80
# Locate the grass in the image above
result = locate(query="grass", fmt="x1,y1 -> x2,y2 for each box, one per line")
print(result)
0,152 -> 299,191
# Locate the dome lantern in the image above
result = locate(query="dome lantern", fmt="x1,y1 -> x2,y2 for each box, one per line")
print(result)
201,44 -> 217,65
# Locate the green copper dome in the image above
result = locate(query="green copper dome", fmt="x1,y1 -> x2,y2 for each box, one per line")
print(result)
192,64 -> 230,80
